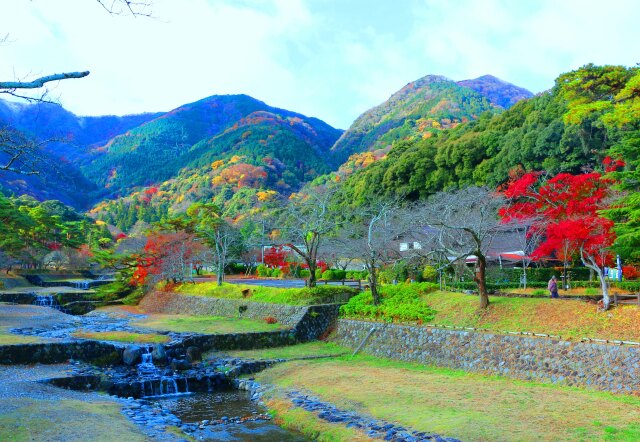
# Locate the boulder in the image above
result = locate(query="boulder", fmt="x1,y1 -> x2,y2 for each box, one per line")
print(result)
122,345 -> 143,366
170,359 -> 191,371
151,344 -> 167,364
185,346 -> 202,363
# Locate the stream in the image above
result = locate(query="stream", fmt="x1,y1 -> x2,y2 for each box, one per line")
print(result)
151,390 -> 308,441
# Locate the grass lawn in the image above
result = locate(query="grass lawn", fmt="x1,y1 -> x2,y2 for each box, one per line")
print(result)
266,396 -> 371,441
132,314 -> 286,334
175,282 -> 355,305
341,284 -> 640,342
72,331 -> 170,344
254,355 -> 640,442
0,327 -> 45,345
213,341 -> 350,360
0,398 -> 147,442
421,290 -> 640,341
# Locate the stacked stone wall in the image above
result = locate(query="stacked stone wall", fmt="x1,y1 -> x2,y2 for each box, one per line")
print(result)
331,319 -> 640,394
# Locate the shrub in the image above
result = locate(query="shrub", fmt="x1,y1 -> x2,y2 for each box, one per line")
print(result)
315,268 -> 323,280
321,269 -> 335,280
584,287 -> 600,295
623,265 -> 640,280
422,266 -> 437,282
264,316 -> 278,324
299,269 -> 311,278
271,268 -> 282,278
346,270 -> 368,280
340,283 -> 438,323
333,269 -> 346,280
256,264 -> 270,277
532,289 -> 547,296
612,281 -> 640,292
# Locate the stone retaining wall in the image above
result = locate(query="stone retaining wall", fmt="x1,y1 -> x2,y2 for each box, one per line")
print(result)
0,341 -> 121,365
140,291 -> 306,327
143,291 -> 341,354
331,319 -> 640,394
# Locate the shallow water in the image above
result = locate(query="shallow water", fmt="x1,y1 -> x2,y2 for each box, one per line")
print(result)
152,390 -> 308,441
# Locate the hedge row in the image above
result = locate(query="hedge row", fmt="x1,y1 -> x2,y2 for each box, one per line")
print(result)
448,280 -> 640,293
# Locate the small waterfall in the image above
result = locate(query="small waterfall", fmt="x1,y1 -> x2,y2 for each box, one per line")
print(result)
33,294 -> 69,313
137,349 -> 160,377
136,348 -> 191,398
73,280 -> 91,290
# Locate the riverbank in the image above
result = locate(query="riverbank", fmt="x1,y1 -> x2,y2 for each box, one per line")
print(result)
249,352 -> 640,441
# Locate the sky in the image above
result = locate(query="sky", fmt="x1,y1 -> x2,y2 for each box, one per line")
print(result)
1,0 -> 639,129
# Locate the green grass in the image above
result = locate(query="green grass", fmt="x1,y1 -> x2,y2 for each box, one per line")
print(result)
0,398 -> 147,442
72,331 -> 170,344
216,341 -> 349,360
0,327 -> 45,345
266,396 -> 370,441
254,355 -> 640,442
340,285 -> 640,341
133,314 -> 286,334
175,282 -> 356,305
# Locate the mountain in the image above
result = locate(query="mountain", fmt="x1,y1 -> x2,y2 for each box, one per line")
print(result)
0,95 -> 342,211
0,99 -> 162,207
329,75 -> 515,163
456,75 -> 534,109
333,69 -> 611,207
0,99 -> 162,162
90,106 -> 345,231
82,94 -> 343,199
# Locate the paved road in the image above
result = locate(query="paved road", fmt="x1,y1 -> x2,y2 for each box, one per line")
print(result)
224,278 -> 307,288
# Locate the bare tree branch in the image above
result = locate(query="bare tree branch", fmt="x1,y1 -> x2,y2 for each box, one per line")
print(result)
96,0 -> 154,17
0,71 -> 90,90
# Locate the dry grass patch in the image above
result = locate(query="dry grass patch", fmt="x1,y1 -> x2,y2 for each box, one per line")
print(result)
422,291 -> 640,341
266,396 -> 372,441
95,305 -> 146,316
0,398 -> 146,442
73,331 -> 170,344
0,327 -> 45,345
254,357 -> 640,442
507,286 -> 630,297
217,341 -> 349,360
133,314 -> 286,334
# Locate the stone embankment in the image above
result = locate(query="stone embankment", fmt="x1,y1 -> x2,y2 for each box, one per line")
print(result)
331,319 -> 640,394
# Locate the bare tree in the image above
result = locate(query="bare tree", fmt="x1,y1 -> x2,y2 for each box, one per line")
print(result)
275,185 -> 341,287
335,200 -> 410,305
501,220 -> 543,289
417,187 -> 504,309
0,0 -> 153,174
0,126 -> 51,175
187,203 -> 240,286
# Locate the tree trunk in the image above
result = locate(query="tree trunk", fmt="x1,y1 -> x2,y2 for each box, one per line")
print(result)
522,259 -> 527,289
216,258 -> 224,286
600,273 -> 610,310
474,254 -> 489,309
369,265 -> 380,305
307,259 -> 317,287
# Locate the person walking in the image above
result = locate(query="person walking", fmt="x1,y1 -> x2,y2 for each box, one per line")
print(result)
548,275 -> 559,299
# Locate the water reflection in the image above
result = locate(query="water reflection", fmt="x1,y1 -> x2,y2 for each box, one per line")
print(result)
153,390 -> 309,441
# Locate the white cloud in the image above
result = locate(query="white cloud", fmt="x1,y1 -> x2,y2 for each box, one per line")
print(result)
1,0 -> 639,128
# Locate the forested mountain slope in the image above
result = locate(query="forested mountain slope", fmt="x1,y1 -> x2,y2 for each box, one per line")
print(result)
82,94 -> 342,199
0,99 -> 161,207
329,74 -> 531,164
334,66 -> 633,208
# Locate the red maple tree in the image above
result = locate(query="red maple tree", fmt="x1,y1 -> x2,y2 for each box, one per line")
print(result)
264,246 -> 290,268
500,171 -> 617,309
